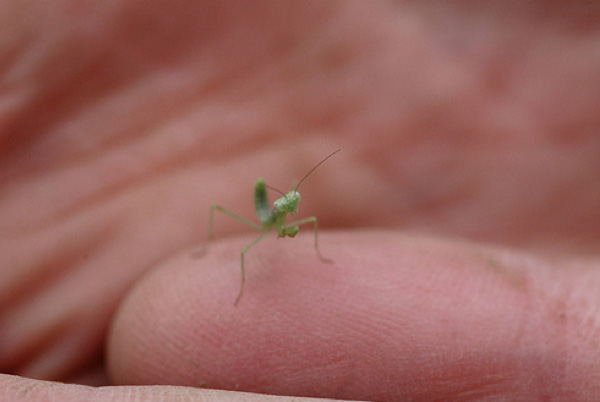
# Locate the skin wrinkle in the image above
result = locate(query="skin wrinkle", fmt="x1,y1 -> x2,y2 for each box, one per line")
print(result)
12,322 -> 78,380
2,48 -> 346,235
0,308 -> 72,375
1,70 -> 195,186
16,317 -> 106,381
3,271 -> 118,381
2,120 -> 201,236
23,72 -> 198,173
0,212 -> 118,306
5,194 -> 151,380
0,2 -> 279,175
0,44 -> 119,163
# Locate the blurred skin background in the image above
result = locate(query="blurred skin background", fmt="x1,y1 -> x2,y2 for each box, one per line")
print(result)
1,1 -> 599,401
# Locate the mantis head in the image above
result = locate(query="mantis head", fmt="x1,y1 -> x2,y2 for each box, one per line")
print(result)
273,191 -> 301,213
268,148 -> 340,215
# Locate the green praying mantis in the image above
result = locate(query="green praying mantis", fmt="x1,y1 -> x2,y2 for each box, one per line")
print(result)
206,149 -> 341,305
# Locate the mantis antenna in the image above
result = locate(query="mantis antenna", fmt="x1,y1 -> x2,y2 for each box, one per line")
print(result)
294,148 -> 341,192
265,184 -> 286,197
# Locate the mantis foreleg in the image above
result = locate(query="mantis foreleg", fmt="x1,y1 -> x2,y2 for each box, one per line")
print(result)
286,216 -> 332,263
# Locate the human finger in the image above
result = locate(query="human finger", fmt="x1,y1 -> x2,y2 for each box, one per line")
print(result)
0,373 -> 345,402
108,231 -> 600,401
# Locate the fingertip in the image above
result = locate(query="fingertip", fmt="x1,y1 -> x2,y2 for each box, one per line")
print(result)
107,232 -> 368,389
107,231 -> 600,401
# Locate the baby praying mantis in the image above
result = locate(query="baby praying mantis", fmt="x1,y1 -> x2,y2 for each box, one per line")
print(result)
207,149 -> 340,305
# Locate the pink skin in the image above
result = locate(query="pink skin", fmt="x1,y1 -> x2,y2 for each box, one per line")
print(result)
1,1 -> 600,401
108,234 -> 600,401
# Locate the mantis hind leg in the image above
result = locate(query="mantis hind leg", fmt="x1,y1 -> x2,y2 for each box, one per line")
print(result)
286,216 -> 332,263
236,229 -> 272,306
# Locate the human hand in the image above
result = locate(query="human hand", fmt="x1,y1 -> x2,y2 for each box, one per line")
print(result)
2,1 -> 599,401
